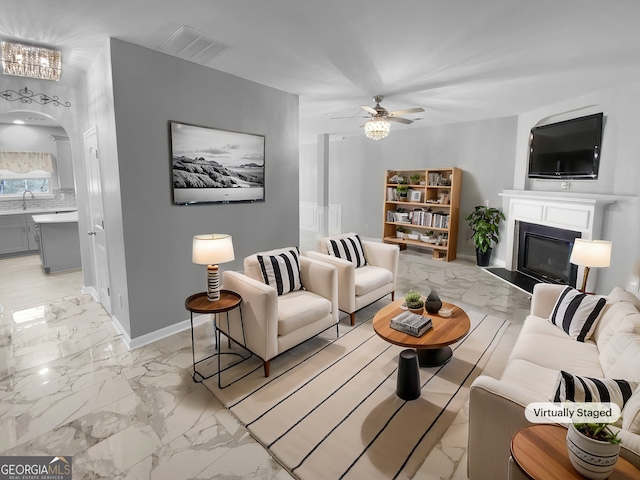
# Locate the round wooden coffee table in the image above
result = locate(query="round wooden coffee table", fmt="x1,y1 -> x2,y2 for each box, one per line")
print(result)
372,299 -> 471,367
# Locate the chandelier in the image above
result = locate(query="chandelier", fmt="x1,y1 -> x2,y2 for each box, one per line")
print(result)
364,117 -> 390,140
1,42 -> 62,81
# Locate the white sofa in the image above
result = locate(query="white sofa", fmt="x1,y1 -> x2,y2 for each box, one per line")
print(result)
222,247 -> 338,377
303,233 -> 399,325
468,283 -> 640,480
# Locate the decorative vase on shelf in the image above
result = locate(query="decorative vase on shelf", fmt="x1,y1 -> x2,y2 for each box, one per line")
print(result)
425,291 -> 442,314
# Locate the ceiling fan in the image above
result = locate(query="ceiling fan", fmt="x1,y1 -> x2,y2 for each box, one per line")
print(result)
358,95 -> 425,125
334,95 -> 425,140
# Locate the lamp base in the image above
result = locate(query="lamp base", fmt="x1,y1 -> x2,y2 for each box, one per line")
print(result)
207,264 -> 220,301
579,266 -> 591,293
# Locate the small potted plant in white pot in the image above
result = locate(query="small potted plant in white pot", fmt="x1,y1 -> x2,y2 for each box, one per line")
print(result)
567,421 -> 621,479
405,291 -> 424,314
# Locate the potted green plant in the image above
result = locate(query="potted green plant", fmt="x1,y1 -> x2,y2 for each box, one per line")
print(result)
405,290 -> 424,314
409,174 -> 421,185
567,422 -> 621,479
396,183 -> 409,201
465,205 -> 505,266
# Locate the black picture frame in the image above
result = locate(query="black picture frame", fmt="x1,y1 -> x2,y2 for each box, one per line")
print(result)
170,121 -> 265,204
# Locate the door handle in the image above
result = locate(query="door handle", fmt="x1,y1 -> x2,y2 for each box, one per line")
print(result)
88,231 -> 97,236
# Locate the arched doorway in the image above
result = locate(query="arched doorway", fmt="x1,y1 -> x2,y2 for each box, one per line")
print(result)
0,109 -> 82,288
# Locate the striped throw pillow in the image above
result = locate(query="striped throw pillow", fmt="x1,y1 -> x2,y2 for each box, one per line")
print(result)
327,235 -> 367,268
550,370 -> 638,409
548,286 -> 606,342
257,248 -> 303,295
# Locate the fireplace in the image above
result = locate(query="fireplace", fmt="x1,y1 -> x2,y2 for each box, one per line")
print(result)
517,222 -> 579,287
497,190 -> 616,293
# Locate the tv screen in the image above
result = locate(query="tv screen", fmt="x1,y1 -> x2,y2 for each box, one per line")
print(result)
528,113 -> 603,179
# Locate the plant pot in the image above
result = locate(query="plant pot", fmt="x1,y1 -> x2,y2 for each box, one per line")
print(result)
425,291 -> 442,314
475,248 -> 492,267
408,304 -> 424,315
566,423 -> 620,479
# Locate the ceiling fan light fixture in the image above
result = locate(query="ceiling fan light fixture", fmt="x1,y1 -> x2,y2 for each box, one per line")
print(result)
364,118 -> 390,140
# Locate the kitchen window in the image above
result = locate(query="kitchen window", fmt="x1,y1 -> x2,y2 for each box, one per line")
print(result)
0,170 -> 51,196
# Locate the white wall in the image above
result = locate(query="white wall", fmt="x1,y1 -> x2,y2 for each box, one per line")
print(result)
513,82 -> 640,293
104,39 -> 299,341
301,116 -> 518,256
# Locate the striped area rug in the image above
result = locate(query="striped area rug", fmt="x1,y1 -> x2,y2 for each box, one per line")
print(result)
202,308 -> 509,480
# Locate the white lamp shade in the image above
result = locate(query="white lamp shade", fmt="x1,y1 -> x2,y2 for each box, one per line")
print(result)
192,234 -> 235,265
569,239 -> 612,268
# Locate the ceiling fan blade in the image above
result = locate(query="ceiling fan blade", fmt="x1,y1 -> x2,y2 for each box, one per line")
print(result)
388,116 -> 413,125
389,107 -> 425,116
331,115 -> 369,120
360,105 -> 378,115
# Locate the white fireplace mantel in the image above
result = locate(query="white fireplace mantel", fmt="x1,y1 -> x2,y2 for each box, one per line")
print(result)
499,190 -> 618,280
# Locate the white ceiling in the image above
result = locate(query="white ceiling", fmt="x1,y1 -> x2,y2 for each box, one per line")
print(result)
2,0 -> 640,143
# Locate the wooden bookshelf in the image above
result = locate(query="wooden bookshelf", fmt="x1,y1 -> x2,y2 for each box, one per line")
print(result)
383,168 -> 462,261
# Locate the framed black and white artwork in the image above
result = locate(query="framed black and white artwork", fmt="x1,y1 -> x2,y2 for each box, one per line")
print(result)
170,121 -> 265,204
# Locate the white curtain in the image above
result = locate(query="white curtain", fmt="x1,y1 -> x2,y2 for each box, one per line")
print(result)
0,151 -> 54,173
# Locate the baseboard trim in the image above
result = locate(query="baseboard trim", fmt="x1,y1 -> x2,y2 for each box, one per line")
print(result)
113,313 -> 212,350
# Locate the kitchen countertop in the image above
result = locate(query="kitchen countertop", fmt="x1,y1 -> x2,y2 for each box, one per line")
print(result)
31,211 -> 79,224
0,207 -> 77,216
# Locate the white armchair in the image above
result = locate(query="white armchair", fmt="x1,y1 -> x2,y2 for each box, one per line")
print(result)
221,247 -> 338,377
303,233 -> 399,325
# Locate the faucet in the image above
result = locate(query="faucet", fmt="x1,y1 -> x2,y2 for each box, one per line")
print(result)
22,189 -> 35,210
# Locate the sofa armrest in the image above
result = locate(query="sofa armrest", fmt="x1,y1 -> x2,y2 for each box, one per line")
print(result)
362,241 -> 399,281
468,375 -> 537,480
299,256 -> 339,323
530,283 -> 566,318
222,270 -> 279,362
302,251 -> 355,313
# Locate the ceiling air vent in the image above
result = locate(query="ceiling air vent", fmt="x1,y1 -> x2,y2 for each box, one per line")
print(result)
158,26 -> 231,67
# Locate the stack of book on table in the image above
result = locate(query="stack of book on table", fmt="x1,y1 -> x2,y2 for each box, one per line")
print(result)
390,311 -> 433,337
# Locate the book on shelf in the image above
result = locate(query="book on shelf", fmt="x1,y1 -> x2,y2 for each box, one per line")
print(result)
390,310 -> 433,337
409,210 -> 450,228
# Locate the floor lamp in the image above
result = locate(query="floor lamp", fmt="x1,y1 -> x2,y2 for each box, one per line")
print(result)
570,239 -> 612,293
192,234 -> 235,301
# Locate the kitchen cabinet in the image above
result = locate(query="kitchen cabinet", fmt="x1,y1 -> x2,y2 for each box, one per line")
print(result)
51,135 -> 74,189
32,211 -> 81,273
0,214 -> 36,255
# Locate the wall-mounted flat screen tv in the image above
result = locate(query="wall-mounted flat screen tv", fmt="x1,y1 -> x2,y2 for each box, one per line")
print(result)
528,112 -> 603,180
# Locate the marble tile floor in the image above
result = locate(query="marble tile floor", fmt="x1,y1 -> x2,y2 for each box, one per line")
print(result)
0,249 -> 531,479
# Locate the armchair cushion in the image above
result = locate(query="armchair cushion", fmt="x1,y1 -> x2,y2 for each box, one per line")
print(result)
355,265 -> 393,297
257,248 -> 303,295
277,290 -> 332,336
327,234 -> 367,267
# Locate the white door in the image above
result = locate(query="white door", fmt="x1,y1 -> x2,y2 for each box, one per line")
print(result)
83,127 -> 111,313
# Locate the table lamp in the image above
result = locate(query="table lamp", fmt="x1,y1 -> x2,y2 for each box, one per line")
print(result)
569,239 -> 612,293
192,234 -> 235,301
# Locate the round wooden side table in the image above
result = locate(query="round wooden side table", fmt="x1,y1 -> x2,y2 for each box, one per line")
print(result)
511,424 -> 639,479
185,290 -> 248,388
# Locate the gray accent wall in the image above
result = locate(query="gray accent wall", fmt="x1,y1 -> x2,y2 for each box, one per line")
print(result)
85,38 -> 299,341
